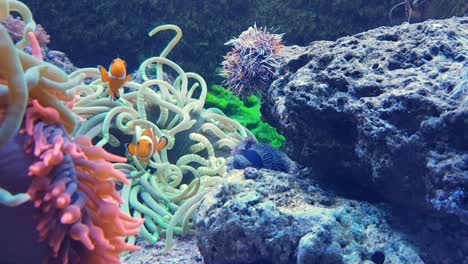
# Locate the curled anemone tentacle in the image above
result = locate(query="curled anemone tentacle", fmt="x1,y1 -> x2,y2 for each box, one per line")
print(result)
0,188 -> 30,206
71,24 -> 253,252
0,25 -> 28,148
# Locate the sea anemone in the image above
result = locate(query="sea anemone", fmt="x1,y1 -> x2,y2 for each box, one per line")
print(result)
0,100 -> 142,263
221,24 -> 284,98
70,24 -> 254,252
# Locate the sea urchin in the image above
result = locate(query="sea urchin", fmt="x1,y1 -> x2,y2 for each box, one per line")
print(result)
221,25 -> 284,98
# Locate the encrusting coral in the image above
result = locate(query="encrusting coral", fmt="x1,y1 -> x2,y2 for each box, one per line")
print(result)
1,14 -> 50,46
70,23 -> 254,252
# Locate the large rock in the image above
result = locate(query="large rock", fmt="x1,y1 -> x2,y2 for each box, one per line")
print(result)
195,168 -> 468,264
262,17 -> 468,222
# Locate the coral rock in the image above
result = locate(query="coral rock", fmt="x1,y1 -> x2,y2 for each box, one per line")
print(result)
262,17 -> 468,222
195,169 -> 468,263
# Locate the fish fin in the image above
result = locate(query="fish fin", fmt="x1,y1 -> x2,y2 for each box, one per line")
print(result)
112,91 -> 120,101
127,143 -> 136,156
156,136 -> 168,151
124,74 -> 132,82
99,66 -> 109,82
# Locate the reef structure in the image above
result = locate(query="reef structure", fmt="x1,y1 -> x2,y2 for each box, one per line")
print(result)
262,16 -> 468,223
0,0 -> 254,257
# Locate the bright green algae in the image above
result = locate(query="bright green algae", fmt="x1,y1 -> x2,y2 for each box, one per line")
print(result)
205,85 -> 285,149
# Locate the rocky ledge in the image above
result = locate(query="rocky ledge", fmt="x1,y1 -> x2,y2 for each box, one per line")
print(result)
262,16 -> 467,222
195,168 -> 468,264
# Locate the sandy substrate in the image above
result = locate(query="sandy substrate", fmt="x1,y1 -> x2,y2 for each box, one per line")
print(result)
122,236 -> 204,264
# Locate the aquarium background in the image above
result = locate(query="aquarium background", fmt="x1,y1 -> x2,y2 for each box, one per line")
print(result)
22,0 -> 406,84
1,0 -> 467,263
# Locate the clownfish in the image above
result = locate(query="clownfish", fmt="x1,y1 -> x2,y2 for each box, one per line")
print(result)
127,128 -> 168,163
99,58 -> 131,100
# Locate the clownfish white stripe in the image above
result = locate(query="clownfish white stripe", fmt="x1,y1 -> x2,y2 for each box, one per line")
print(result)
127,128 -> 167,164
108,72 -> 127,80
99,58 -> 131,100
139,135 -> 154,159
139,135 -> 153,144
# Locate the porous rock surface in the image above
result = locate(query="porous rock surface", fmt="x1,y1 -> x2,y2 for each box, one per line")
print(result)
194,168 -> 468,264
262,17 -> 468,221
122,236 -> 203,264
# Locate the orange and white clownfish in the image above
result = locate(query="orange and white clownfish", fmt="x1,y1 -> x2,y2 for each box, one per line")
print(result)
99,58 -> 131,100
127,128 -> 168,163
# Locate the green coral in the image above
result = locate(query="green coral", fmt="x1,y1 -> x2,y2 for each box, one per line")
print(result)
205,85 -> 285,149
